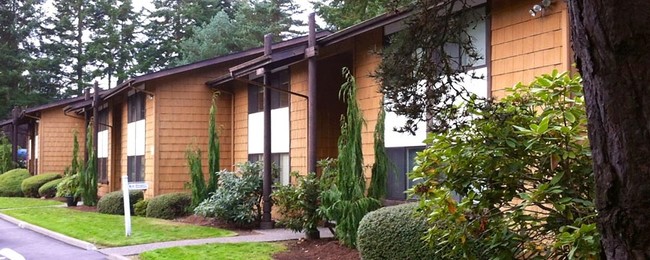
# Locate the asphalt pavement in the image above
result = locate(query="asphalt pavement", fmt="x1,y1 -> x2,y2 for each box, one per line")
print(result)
0,218 -> 106,260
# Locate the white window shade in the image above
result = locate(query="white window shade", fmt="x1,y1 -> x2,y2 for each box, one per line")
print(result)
248,107 -> 290,154
127,120 -> 146,156
98,130 -> 109,158
35,135 -> 39,159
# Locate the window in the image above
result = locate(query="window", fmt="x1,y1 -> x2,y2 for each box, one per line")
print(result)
248,70 -> 290,113
386,146 -> 425,200
127,92 -> 145,182
97,109 -> 109,184
249,153 -> 290,185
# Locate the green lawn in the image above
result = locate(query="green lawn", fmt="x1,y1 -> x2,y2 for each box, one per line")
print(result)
139,242 -> 287,260
0,197 -> 63,209
1,207 -> 236,247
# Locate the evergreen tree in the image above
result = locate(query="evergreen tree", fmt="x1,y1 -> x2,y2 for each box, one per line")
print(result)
88,0 -> 140,88
178,0 -> 303,64
44,0 -> 94,96
313,0 -> 399,30
138,0 -> 232,72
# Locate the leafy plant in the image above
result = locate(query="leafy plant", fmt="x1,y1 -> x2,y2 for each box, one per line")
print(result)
368,98 -> 388,200
146,192 -> 192,220
320,68 -> 380,247
194,162 -> 263,227
39,178 -> 63,198
80,123 -> 98,206
57,131 -> 82,199
272,172 -> 322,238
186,146 -> 207,209
410,71 -> 598,258
134,199 -> 149,217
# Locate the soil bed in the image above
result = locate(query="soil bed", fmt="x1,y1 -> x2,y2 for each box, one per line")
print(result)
274,238 -> 360,260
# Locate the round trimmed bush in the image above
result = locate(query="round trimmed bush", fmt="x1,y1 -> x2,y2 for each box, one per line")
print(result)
146,192 -> 192,220
357,203 -> 436,260
0,169 -> 30,197
21,173 -> 61,198
97,190 -> 144,215
39,178 -> 64,198
134,199 -> 149,217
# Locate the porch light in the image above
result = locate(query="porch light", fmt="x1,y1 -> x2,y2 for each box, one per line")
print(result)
529,0 -> 552,17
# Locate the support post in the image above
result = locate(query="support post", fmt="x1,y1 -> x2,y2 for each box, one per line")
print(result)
307,13 -> 317,174
260,34 -> 274,230
93,82 -> 99,167
11,107 -> 19,165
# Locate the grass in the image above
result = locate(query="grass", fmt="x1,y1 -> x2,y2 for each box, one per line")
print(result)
1,207 -> 236,247
0,197 -> 63,209
139,242 -> 287,260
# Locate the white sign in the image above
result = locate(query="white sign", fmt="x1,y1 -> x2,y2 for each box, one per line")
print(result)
128,182 -> 149,190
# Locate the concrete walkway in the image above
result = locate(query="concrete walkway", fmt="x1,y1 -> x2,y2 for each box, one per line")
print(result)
100,227 -> 334,257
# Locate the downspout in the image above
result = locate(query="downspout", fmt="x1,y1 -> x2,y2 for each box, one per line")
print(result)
260,34 -> 274,230
217,89 -> 236,169
307,13 -> 318,174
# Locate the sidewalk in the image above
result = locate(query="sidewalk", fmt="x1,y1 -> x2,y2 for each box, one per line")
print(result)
100,227 -> 334,257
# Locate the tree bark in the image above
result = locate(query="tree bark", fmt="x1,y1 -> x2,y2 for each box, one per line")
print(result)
568,1 -> 650,258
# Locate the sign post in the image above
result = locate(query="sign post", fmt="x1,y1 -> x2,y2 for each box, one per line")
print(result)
122,176 -> 149,237
121,176 -> 131,237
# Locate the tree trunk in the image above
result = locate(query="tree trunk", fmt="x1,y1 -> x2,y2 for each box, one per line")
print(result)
568,1 -> 650,258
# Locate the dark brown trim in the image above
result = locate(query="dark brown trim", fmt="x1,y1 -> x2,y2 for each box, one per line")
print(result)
486,0 -> 493,100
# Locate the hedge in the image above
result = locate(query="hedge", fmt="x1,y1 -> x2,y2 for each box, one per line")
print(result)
21,173 -> 61,198
97,190 -> 144,215
39,178 -> 64,198
357,203 -> 436,260
0,169 -> 30,197
146,192 -> 192,220
134,199 -> 148,217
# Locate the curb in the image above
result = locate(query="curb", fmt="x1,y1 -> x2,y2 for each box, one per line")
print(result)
0,213 -> 97,251
106,254 -> 131,260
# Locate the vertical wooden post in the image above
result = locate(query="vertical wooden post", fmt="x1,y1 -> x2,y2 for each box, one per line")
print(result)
93,82 -> 100,177
84,87 -> 91,163
11,107 -> 19,165
307,13 -> 317,174
260,33 -> 274,230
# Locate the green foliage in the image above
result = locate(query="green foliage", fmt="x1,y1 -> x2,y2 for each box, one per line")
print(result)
207,96 -> 220,193
320,68 -> 380,247
314,0 -> 398,30
411,71 -> 598,258
177,0 -> 303,64
0,134 -> 14,173
80,123 -> 98,206
39,178 -> 63,198
21,173 -> 61,198
0,168 -> 30,197
146,192 -> 192,220
186,146 -> 207,209
272,172 -> 322,235
97,190 -> 144,215
368,99 -> 388,200
194,162 -> 263,227
134,199 -> 149,217
357,203 -> 436,260
57,131 -> 82,198
69,131 -> 81,177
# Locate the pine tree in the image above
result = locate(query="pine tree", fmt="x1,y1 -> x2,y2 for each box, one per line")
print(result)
313,0 -> 398,30
138,0 -> 231,72
178,0 -> 304,64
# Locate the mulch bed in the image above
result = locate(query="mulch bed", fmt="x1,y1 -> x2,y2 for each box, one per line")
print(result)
273,238 -> 360,260
174,215 -> 256,236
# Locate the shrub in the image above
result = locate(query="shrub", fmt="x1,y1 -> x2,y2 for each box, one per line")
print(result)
0,169 -> 30,197
21,173 -> 61,198
194,162 -> 262,227
146,193 -> 192,220
97,190 -> 144,215
134,199 -> 149,217
357,203 -> 436,260
39,178 -> 63,198
272,172 -> 321,238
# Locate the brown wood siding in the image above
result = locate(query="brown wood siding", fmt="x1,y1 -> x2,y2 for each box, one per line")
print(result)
491,0 -> 570,98
233,81 -> 249,165
290,62 -> 308,175
154,68 -> 233,196
37,107 -> 86,175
